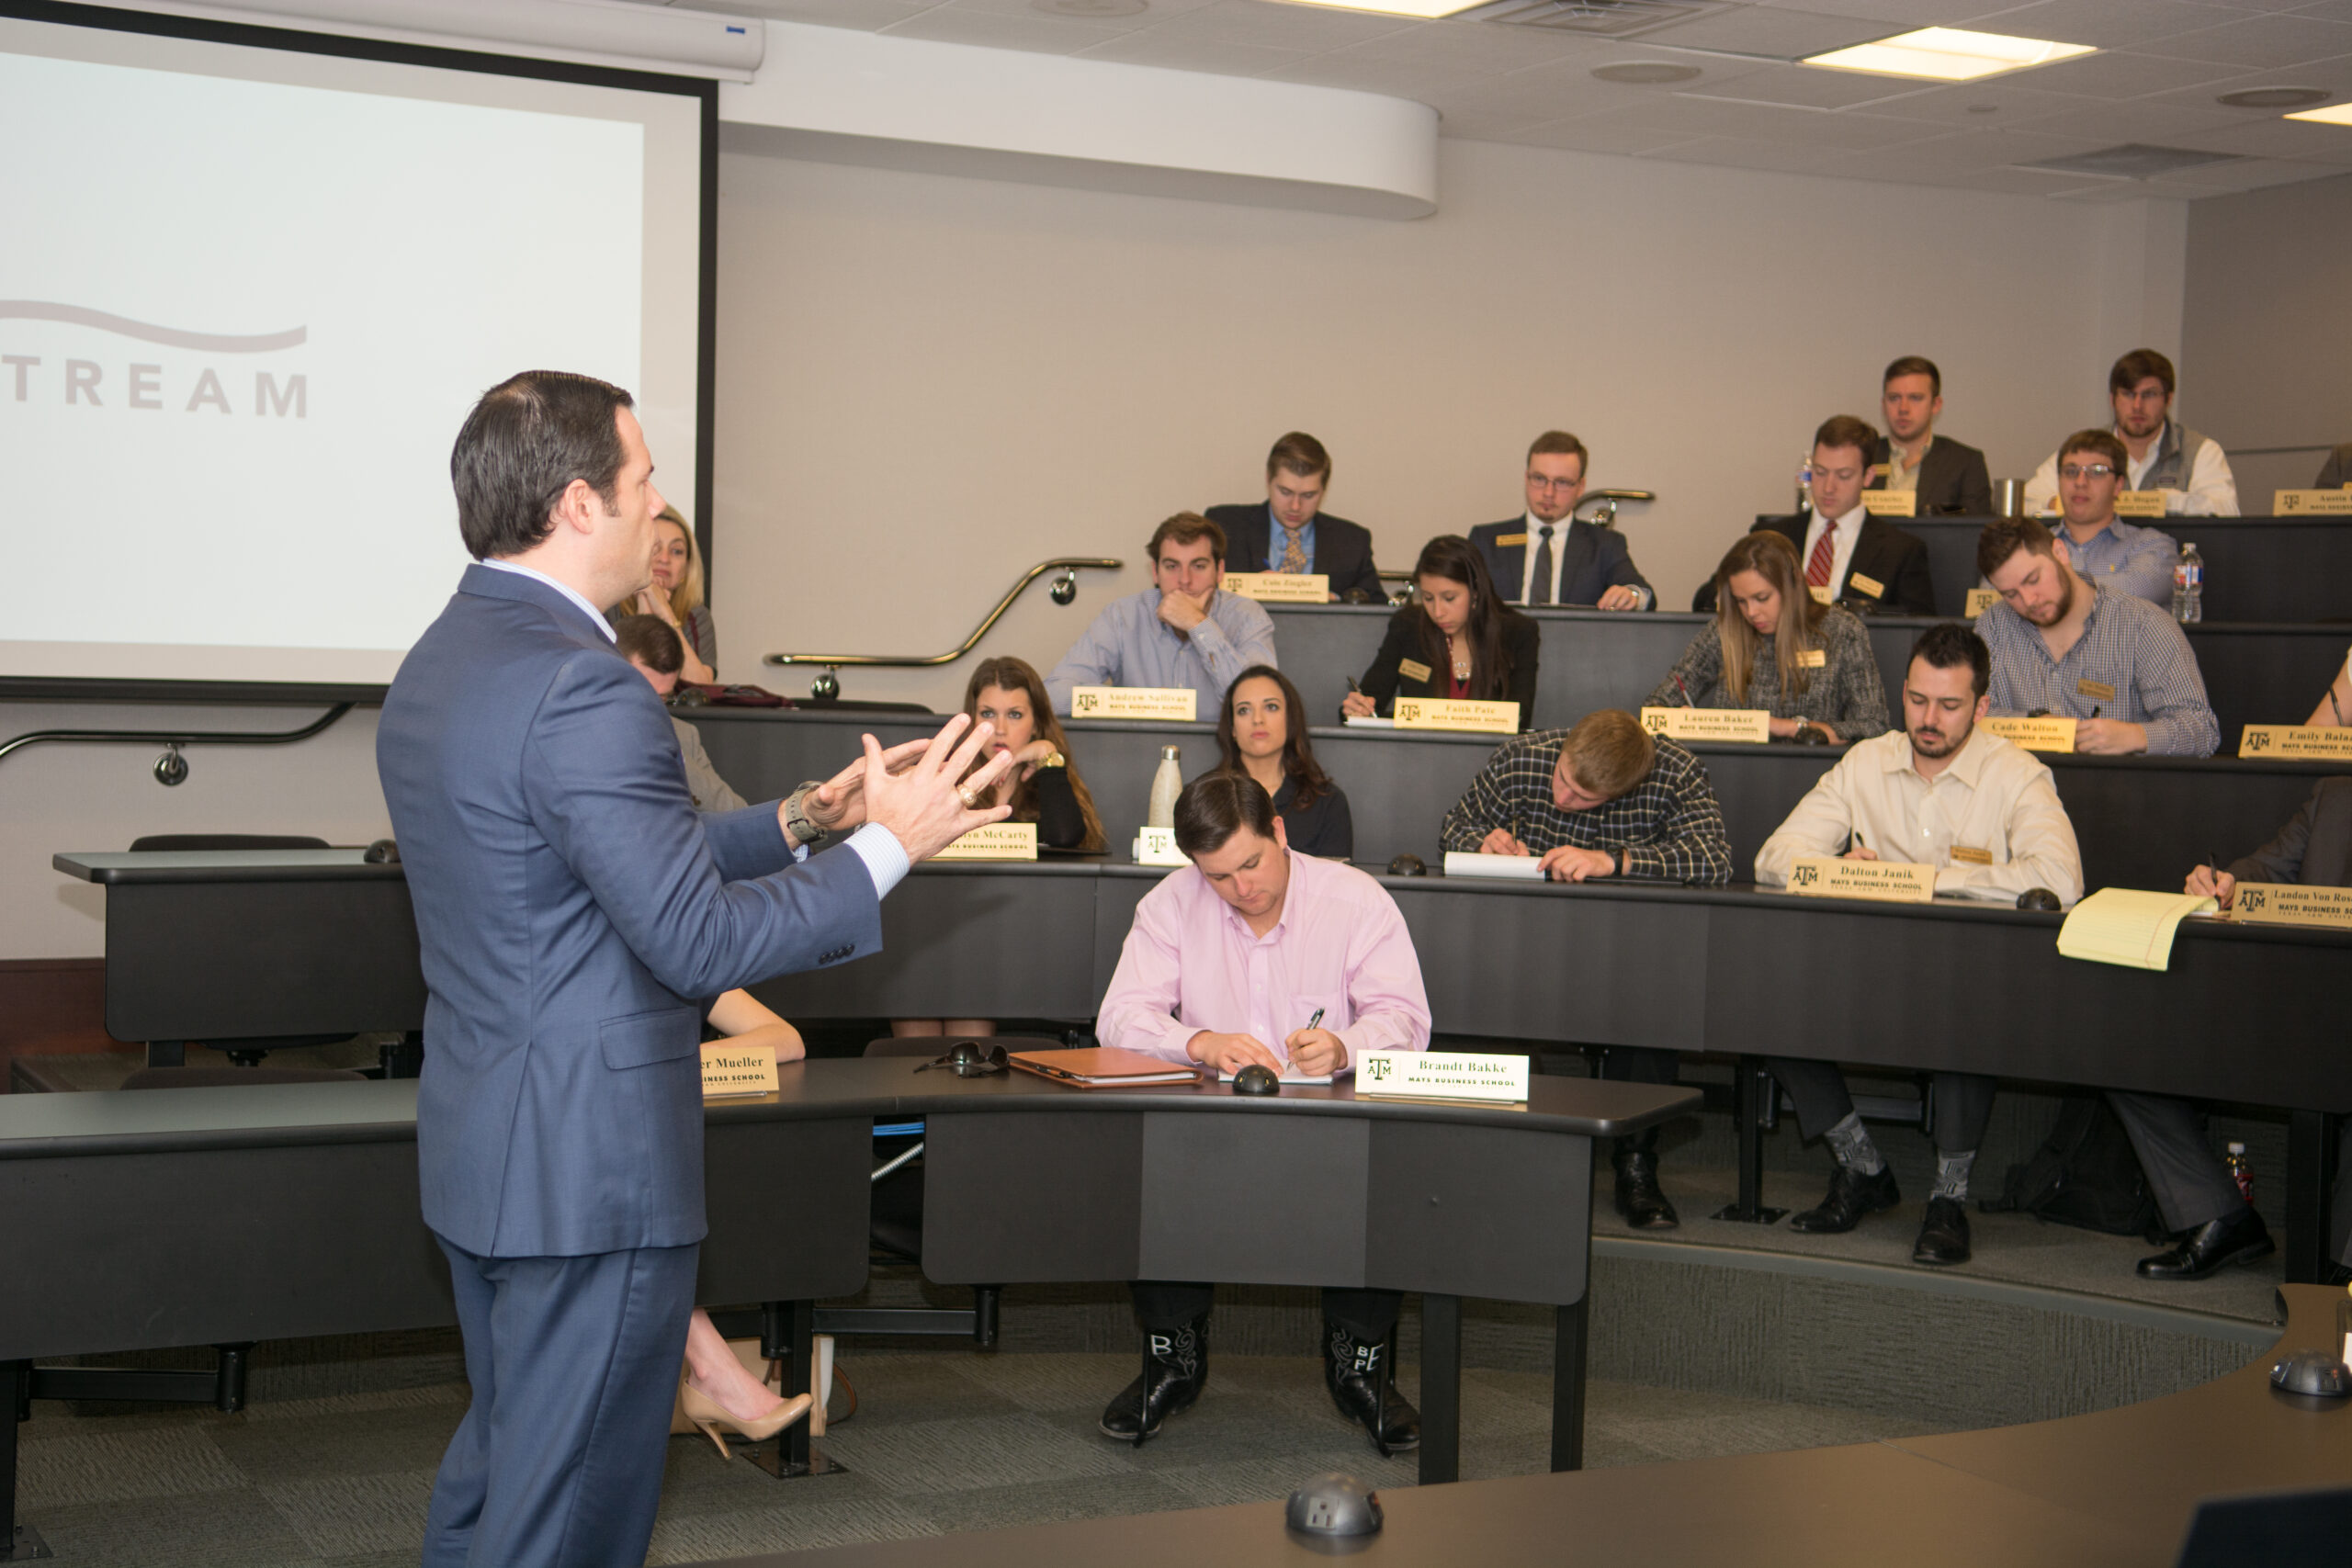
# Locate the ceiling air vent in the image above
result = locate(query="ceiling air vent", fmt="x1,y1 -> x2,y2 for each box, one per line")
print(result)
2018,144 -> 2242,180
1455,0 -> 1719,37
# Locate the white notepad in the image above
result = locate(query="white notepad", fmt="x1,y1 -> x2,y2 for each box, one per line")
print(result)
1442,851 -> 1545,881
2056,887 -> 2216,971
1343,716 -> 1395,728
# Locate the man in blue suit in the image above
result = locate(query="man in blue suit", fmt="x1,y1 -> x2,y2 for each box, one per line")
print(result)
1467,432 -> 1654,610
379,371 -> 1012,1567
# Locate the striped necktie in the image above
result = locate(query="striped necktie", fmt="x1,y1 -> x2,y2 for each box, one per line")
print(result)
1805,519 -> 1837,590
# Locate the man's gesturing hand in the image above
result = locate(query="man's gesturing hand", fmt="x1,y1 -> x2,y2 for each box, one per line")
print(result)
857,713 -> 1017,863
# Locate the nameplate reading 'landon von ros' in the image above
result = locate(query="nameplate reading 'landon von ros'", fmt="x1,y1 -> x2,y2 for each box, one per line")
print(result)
930,821 -> 1038,862
1859,490 -> 1917,517
2112,491 -> 2166,518
1069,686 -> 1196,723
1639,706 -> 1770,744
2239,725 -> 2352,761
1132,826 -> 1188,867
1981,716 -> 2076,752
1785,856 -> 1937,904
2230,883 -> 2352,931
1355,1051 -> 1530,1104
1220,571 -> 1329,603
700,1043 -> 779,1099
2274,488 -> 2352,515
1965,588 -> 2000,617
1393,697 -> 1519,734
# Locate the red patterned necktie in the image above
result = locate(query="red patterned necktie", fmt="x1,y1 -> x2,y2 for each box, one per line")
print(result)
1805,520 -> 1837,590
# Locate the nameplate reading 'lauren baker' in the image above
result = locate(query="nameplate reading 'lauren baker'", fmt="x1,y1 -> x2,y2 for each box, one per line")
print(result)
1355,1051 -> 1530,1104
2230,883 -> 2352,931
1070,686 -> 1196,723
700,1043 -> 779,1099
1859,491 -> 1917,517
1639,706 -> 1770,744
1393,697 -> 1519,734
930,821 -> 1038,862
2274,489 -> 2352,515
2239,725 -> 2352,761
2112,491 -> 2166,518
1221,571 -> 1329,603
1965,588 -> 2000,617
1785,855 -> 1936,903
1133,826 -> 1188,867
1981,716 -> 2076,752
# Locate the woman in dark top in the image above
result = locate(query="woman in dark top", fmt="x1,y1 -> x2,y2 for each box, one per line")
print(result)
1340,535 -> 1539,731
608,506 -> 718,683
1649,531 -> 1888,742
1215,665 -> 1353,860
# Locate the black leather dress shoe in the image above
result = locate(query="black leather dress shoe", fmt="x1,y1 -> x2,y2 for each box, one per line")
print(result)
1325,1322 -> 1419,1454
1790,1164 -> 1901,1235
2136,1207 -> 2274,1281
1100,1315 -> 1207,1442
1912,1195 -> 1972,1266
1612,1144 -> 1680,1230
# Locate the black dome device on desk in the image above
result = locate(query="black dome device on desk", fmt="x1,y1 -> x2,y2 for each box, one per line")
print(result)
1232,1064 -> 1280,1097
2016,887 -> 2061,911
365,840 -> 400,864
1286,1473 -> 1383,1538
1385,854 -> 1427,877
2270,1348 -> 2351,1398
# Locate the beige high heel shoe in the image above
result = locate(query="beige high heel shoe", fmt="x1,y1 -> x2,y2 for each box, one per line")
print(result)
679,1378 -> 815,1461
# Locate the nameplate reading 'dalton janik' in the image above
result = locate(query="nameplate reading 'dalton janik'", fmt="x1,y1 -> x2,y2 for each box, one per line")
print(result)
701,1043 -> 779,1099
1355,1051 -> 1530,1104
931,821 -> 1038,862
1070,686 -> 1196,723
1639,706 -> 1770,744
1785,855 -> 1937,904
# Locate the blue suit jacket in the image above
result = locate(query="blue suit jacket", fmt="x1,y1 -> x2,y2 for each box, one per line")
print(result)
1466,518 -> 1654,608
378,565 -> 882,1257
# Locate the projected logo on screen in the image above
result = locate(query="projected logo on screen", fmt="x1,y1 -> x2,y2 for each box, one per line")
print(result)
1,300 -> 307,417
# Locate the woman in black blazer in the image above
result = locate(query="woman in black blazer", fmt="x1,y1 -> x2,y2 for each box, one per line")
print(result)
1340,535 -> 1539,731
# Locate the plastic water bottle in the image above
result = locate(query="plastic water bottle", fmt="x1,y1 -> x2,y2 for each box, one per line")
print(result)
1795,453 -> 1814,513
2225,1142 -> 2254,1205
1147,745 -> 1182,829
2172,542 -> 2203,623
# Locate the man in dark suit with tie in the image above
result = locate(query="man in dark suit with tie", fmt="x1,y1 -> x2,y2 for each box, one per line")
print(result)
1207,432 -> 1384,601
1467,431 -> 1655,610
1871,355 -> 1994,515
1695,416 -> 1938,615
380,371 -> 1013,1568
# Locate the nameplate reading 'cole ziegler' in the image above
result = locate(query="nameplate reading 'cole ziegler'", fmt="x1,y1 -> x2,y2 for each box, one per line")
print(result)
1964,588 -> 2000,617
1070,686 -> 1196,723
2239,724 -> 2352,761
1859,490 -> 1917,517
1785,855 -> 1937,904
2230,883 -> 2352,931
2274,489 -> 2352,515
1639,706 -> 1770,744
1355,1050 -> 1530,1105
1393,697 -> 1519,734
930,821 -> 1038,862
1220,571 -> 1329,603
700,1043 -> 779,1099
1981,715 -> 2076,752
2112,491 -> 2166,518
1133,825 -> 1188,867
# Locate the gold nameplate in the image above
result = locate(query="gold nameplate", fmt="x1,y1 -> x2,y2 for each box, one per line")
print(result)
1848,571 -> 1885,599
930,821 -> 1039,862
1639,706 -> 1771,744
1951,845 -> 1993,865
2231,883 -> 2352,931
1396,658 -> 1433,683
2274,489 -> 2352,515
701,1043 -> 779,1099
1222,571 -> 1329,603
1965,588 -> 1999,617
1496,533 -> 1528,547
1809,585 -> 1835,604
1786,855 -> 1936,903
2239,725 -> 2352,761
1860,491 -> 1917,517
2113,491 -> 2165,518
1796,649 -> 1826,669
1982,716 -> 2076,752
1394,698 -> 1519,734
1069,686 -> 1197,723
2075,678 -> 2115,703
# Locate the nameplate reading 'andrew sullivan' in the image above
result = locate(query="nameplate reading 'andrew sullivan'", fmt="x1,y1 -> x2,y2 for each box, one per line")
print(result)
1639,706 -> 1770,744
2230,883 -> 2352,931
1859,490 -> 1917,517
700,1043 -> 779,1099
2239,724 -> 2352,761
2274,489 -> 2352,515
1221,571 -> 1329,604
1785,855 -> 1937,904
1393,697 -> 1519,734
1981,715 -> 2076,752
1355,1051 -> 1530,1104
1964,588 -> 2000,617
930,821 -> 1038,862
1069,686 -> 1196,723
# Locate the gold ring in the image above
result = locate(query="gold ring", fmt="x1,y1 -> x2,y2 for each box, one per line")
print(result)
958,787 -> 986,809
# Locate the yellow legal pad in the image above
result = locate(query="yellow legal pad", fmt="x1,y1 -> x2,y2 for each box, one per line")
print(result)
2055,887 -> 2217,971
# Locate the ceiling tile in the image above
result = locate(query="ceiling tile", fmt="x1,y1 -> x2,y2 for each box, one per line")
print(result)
1967,0 -> 2245,49
1324,18 -> 1606,72
1429,108 -> 1561,140
1680,62 -> 1949,107
1753,0 -> 2030,23
1135,0 -> 1420,52
935,0 -> 1191,33
1261,54 -> 1496,96
2003,48 -> 2256,97
1851,79 -> 2098,121
2133,11 -> 2352,62
1633,6 -> 1901,55
2296,0 -> 2352,20
1639,135 -> 1860,172
2157,153 -> 2345,186
1607,92 -> 1951,145
2008,98 -> 2256,139
2149,114 -> 2352,160
1069,31 -> 1310,71
879,7 -> 1130,51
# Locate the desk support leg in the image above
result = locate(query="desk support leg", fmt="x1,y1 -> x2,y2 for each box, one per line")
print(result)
1712,1055 -> 1787,1224
1418,1293 -> 1460,1487
1551,1299 -> 1589,1472
747,1301 -> 844,1480
5,1360 -> 53,1561
2285,1111 -> 2335,1286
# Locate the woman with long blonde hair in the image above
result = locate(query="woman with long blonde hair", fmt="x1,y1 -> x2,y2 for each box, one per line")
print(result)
611,505 -> 718,684
1649,531 -> 1887,742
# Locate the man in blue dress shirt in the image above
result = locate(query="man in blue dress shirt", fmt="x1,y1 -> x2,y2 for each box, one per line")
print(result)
1046,513 -> 1277,716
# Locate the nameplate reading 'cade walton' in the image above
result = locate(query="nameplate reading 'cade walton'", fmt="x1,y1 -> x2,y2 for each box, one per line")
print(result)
2239,725 -> 2352,761
2230,883 -> 2352,931
1785,855 -> 1937,904
1069,686 -> 1196,722
2273,489 -> 2352,515
1355,1051 -> 1530,1104
931,822 -> 1038,862
1640,706 -> 1770,744
1220,572 -> 1329,603
1981,716 -> 2076,752
1393,697 -> 1519,734
700,1043 -> 779,1099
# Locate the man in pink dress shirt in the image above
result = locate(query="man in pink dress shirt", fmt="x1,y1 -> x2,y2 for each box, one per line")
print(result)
1093,773 -> 1431,1453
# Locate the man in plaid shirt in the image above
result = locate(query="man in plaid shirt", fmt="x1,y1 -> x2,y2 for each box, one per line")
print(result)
1441,709 -> 1731,1230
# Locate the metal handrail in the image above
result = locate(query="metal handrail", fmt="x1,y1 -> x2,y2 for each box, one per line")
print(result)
763,557 -> 1123,697
0,703 -> 355,786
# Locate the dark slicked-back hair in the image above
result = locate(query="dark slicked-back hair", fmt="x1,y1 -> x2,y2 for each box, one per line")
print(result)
452,370 -> 634,560
2109,348 -> 2176,397
1173,771 -> 1280,860
1813,414 -> 1878,457
1908,622 -> 1990,699
1267,432 -> 1332,482
2059,428 -> 2128,471
1977,515 -> 2058,581
614,614 -> 684,675
1883,355 -> 1941,395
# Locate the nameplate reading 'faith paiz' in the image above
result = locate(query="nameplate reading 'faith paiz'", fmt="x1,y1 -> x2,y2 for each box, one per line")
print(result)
2230,883 -> 2352,931
1221,571 -> 1329,603
2112,491 -> 2166,518
1965,588 -> 2000,617
1785,856 -> 1937,904
1393,698 -> 1519,734
1355,1051 -> 1530,1104
1133,826 -> 1188,867
701,1043 -> 779,1099
1639,706 -> 1770,744
2239,725 -> 2352,761
2274,489 -> 2352,515
1069,686 -> 1196,723
1981,716 -> 2076,752
930,821 -> 1038,862
1860,491 -> 1917,517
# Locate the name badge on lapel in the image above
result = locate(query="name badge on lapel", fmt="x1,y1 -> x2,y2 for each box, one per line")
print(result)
2076,679 -> 2115,704
1495,533 -> 1528,547
1396,658 -> 1432,683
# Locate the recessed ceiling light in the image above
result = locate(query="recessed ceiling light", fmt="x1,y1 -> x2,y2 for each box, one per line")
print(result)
2285,102 -> 2352,127
2216,86 -> 2331,110
1591,61 -> 1701,85
1278,0 -> 1486,17
1804,27 -> 2095,83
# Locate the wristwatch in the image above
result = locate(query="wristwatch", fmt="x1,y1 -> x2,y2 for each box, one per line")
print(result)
1038,750 -> 1067,770
784,780 -> 829,849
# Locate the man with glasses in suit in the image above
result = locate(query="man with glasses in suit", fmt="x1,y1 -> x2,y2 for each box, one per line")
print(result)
1469,431 -> 1654,610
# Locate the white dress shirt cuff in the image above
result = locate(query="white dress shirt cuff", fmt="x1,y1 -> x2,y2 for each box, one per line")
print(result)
845,822 -> 910,898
